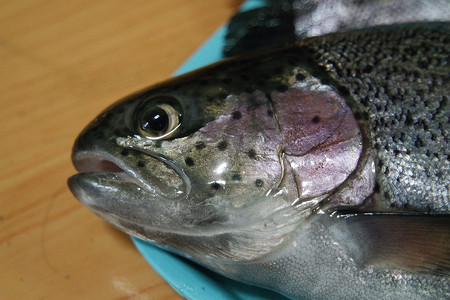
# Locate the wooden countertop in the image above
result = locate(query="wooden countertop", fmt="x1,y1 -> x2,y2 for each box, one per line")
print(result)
0,1 -> 242,298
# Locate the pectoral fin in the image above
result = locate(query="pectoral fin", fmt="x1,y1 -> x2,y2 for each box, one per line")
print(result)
342,214 -> 449,274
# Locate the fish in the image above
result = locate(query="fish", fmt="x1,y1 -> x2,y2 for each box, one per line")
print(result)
68,23 -> 450,299
225,0 -> 450,56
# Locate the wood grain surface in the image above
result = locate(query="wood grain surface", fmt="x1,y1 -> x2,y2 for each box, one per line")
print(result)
0,1 -> 242,298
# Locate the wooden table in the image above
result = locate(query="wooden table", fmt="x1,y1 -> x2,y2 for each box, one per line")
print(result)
0,1 -> 241,298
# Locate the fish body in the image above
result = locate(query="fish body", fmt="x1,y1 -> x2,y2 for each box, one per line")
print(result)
69,24 -> 449,299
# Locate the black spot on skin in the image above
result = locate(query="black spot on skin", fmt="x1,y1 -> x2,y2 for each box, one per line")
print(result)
276,85 -> 288,93
217,140 -> 228,151
312,116 -> 320,124
195,141 -> 206,150
288,57 -> 298,66
232,174 -> 242,182
232,111 -> 242,120
418,58 -> 429,70
338,86 -> 350,96
267,110 -> 273,117
154,141 -> 162,148
121,149 -> 129,156
273,66 -> 283,74
415,137 -> 424,148
260,72 -> 271,80
374,182 -> 380,193
310,71 -> 322,79
255,179 -> 264,188
319,76 -> 332,85
296,73 -> 306,81
240,74 -> 250,81
319,64 -> 327,73
256,80 -> 265,87
244,87 -> 254,94
185,157 -> 195,166
377,160 -> 383,169
405,112 -> 414,126
137,161 -> 145,168
362,65 -> 373,73
247,149 -> 257,159
113,129 -> 124,137
222,78 -> 233,84
211,182 -> 221,190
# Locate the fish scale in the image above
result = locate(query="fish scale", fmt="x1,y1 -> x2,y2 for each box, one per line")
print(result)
305,24 -> 449,212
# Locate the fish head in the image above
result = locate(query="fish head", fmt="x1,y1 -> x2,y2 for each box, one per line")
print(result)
68,50 -> 364,266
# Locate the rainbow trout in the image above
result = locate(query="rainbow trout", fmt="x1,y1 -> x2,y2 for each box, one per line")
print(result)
68,23 -> 449,299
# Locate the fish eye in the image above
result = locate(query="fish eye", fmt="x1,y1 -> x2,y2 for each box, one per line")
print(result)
138,102 -> 181,140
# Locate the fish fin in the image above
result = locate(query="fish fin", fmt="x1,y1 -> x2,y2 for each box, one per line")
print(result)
225,1 -> 450,57
224,5 -> 297,57
342,214 -> 450,275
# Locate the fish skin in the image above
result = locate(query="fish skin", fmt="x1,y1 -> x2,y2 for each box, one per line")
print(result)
68,24 -> 449,299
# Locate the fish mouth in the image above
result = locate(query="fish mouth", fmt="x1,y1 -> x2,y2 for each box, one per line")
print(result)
70,151 -> 128,174
68,148 -> 199,237
68,149 -> 189,204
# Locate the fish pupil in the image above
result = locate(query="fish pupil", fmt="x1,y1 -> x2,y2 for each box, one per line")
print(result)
141,107 -> 169,134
